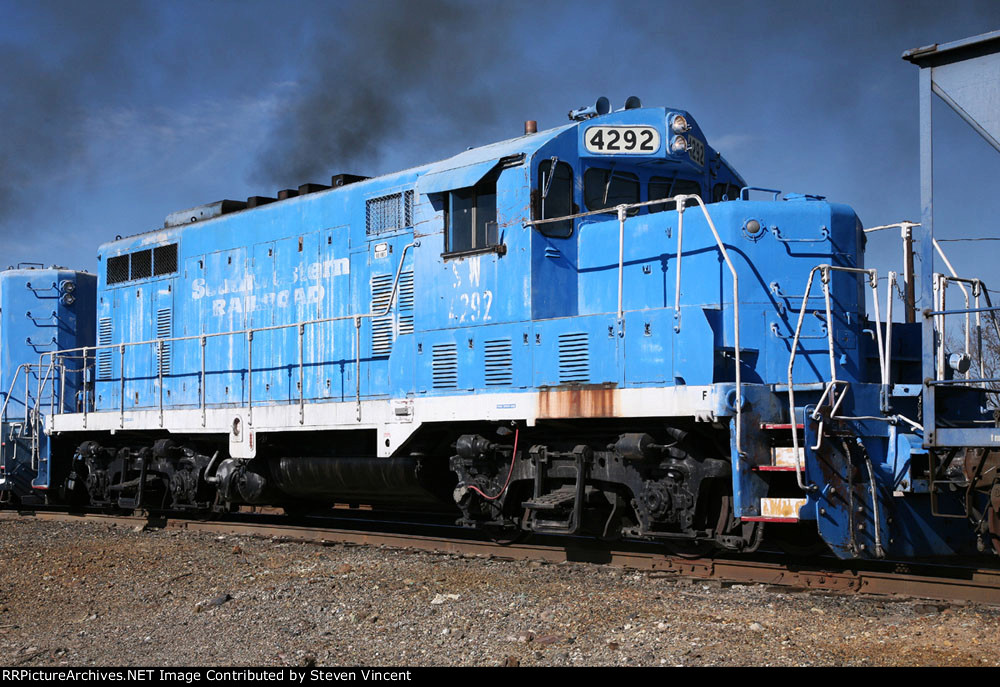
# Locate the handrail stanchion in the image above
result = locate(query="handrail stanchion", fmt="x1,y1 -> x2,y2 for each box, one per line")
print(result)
936,274 -> 946,380
82,347 -> 89,427
119,344 -> 125,429
200,336 -> 206,428
59,357 -> 66,416
869,271 -> 886,387
298,323 -> 305,425
158,339 -> 164,428
975,282 -> 984,383
821,267 -> 838,383
884,272 -> 896,405
673,200 -> 685,333
247,330 -> 254,427
617,205 -> 626,325
50,359 -> 56,419
355,317 -> 362,422
687,195 -> 742,457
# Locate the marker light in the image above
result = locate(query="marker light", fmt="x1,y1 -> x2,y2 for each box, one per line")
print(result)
670,114 -> 691,134
670,135 -> 689,154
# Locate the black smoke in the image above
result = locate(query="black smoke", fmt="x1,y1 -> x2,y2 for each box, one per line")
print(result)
0,2 -> 149,233
252,0 -> 515,189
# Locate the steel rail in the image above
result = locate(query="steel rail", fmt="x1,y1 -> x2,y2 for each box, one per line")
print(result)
4,509 -> 998,606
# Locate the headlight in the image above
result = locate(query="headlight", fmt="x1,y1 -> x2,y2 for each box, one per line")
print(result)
670,114 -> 690,134
670,135 -> 689,154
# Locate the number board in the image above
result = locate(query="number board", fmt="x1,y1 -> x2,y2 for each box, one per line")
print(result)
687,136 -> 705,167
585,126 -> 660,155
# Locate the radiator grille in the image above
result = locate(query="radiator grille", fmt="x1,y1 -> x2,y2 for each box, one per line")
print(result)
155,308 -> 172,375
484,339 -> 513,386
97,318 -> 113,380
404,190 -> 414,226
153,244 -> 178,275
106,243 -> 178,285
107,256 -> 129,285
366,191 -> 414,235
130,249 -> 152,280
558,332 -> 590,383
431,343 -> 458,389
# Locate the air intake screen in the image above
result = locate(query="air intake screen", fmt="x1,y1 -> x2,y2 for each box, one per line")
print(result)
366,191 -> 414,235
370,274 -> 394,357
97,318 -> 113,380
106,243 -> 179,286
397,270 -> 414,335
154,244 -> 178,275
431,343 -> 458,389
156,308 -> 172,375
484,339 -> 513,386
107,255 -> 129,285
558,332 -> 590,383
130,249 -> 152,280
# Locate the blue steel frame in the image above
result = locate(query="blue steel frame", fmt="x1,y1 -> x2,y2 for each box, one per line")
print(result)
904,31 -> 1000,449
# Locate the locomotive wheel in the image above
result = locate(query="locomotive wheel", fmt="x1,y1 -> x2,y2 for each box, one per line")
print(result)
663,540 -> 716,559
483,522 -> 527,545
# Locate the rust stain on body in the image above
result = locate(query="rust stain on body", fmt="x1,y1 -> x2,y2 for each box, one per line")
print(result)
537,384 -> 619,419
760,497 -> 807,519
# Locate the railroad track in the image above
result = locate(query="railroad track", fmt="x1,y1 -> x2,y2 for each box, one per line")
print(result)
3,508 -> 1000,607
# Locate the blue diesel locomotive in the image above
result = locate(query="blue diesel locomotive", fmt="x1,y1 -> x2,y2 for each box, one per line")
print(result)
2,86 -> 998,559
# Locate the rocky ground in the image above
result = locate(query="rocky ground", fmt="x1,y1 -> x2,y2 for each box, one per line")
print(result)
0,516 -> 998,667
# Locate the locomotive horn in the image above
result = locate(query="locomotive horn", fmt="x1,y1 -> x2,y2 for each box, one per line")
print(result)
568,96 -> 611,121
615,96 -> 643,112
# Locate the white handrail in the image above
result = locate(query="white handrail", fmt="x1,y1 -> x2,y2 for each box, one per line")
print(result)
786,264 -> 883,490
0,364 -> 34,424
38,241 -> 420,426
528,193 -> 744,454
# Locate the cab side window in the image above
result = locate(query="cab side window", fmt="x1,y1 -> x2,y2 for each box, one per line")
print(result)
712,183 -> 742,203
445,178 -> 497,254
584,168 -> 639,216
537,159 -> 574,238
649,177 -> 702,213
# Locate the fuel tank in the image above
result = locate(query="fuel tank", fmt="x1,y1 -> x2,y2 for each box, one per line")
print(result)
269,455 -> 455,509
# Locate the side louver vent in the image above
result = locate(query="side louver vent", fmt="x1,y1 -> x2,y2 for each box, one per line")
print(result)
484,339 -> 513,386
97,318 -> 113,380
431,343 -> 459,389
371,273 -> 394,356
398,269 -> 414,335
156,308 -> 172,375
558,332 -> 590,383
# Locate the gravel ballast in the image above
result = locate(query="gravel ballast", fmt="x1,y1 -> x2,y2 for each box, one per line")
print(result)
1,517 -> 998,667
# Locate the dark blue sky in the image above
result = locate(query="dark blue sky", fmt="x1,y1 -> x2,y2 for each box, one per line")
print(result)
2,0 -> 998,291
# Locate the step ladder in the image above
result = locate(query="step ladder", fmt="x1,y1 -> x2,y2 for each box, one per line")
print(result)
522,445 -> 587,535
740,422 -> 809,523
756,497 -> 808,522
